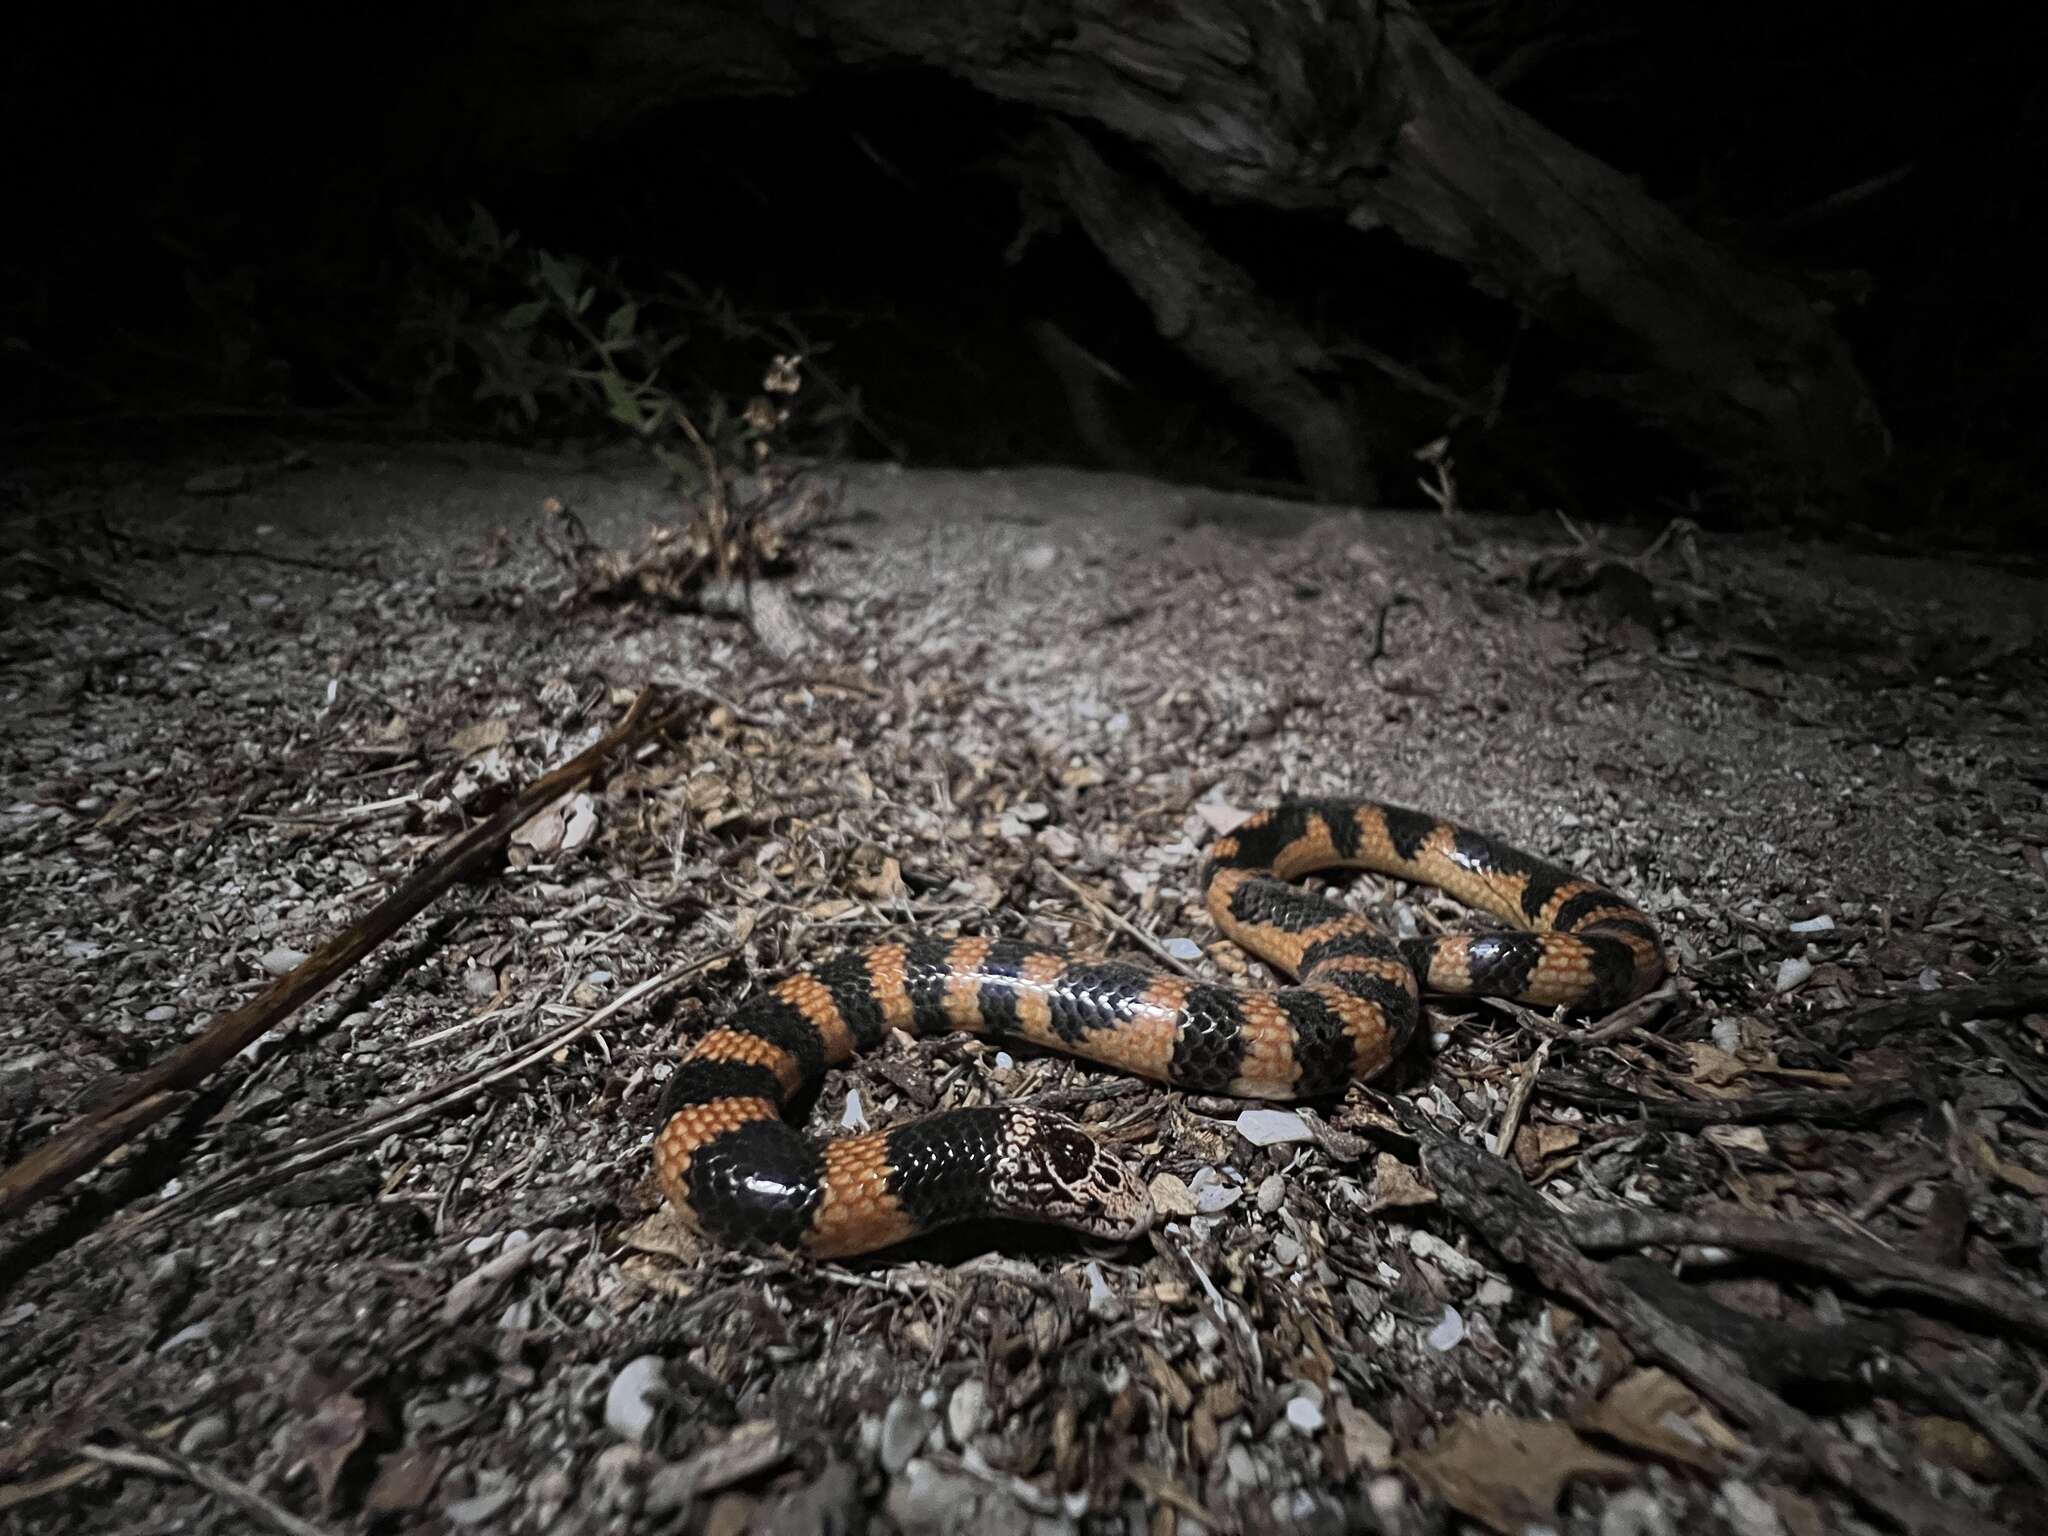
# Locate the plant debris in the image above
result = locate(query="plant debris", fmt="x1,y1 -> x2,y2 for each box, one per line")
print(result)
1,457 -> 2043,1534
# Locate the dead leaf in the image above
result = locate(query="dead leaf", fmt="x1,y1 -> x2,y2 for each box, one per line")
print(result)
704,1492 -> 759,1536
300,1392 -> 368,1510
1685,1042 -> 1750,1087
1361,1152 -> 1437,1213
853,856 -> 907,902
1703,1124 -> 1770,1156
510,796 -> 568,856
663,1420 -> 787,1501
451,718 -> 511,757
1512,1123 -> 1582,1177
1193,800 -> 1251,833
1334,1396 -> 1395,1473
1575,1368 -> 1743,1471
1147,1172 -> 1199,1218
1911,1416 -> 2015,1480
618,1207 -> 708,1263
1768,1486 -> 1826,1536
1991,1154 -> 2048,1199
365,1448 -> 446,1514
1402,1414 -> 1635,1534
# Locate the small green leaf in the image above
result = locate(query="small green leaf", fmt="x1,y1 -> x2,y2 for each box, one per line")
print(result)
604,301 -> 638,347
503,300 -> 547,332
601,370 -> 646,433
538,252 -> 577,307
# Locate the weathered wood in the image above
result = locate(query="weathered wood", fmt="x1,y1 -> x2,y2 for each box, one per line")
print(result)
434,1 -> 1885,500
1044,124 -> 1377,503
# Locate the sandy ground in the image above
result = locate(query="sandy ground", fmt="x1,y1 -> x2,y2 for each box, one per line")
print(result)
2,444 -> 2045,1535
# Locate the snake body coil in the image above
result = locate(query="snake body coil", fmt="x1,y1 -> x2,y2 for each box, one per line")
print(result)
653,798 -> 1663,1256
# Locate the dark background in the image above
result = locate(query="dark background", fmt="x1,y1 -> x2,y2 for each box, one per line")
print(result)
5,3 -> 2040,537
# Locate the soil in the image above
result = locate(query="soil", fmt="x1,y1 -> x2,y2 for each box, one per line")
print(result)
2,444 -> 2044,1535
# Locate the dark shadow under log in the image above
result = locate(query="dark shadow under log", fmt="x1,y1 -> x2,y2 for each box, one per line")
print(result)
417,0 -> 1888,503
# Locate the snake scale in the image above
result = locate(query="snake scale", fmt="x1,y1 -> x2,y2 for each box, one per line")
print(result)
653,798 -> 1663,1256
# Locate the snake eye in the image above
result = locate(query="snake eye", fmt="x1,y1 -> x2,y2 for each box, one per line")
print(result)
1043,1126 -> 1097,1185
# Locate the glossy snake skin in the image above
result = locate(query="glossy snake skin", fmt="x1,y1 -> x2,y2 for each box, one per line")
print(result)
653,799 -> 1663,1256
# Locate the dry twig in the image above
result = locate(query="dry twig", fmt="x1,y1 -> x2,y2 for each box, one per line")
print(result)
1538,1072 -> 1919,1127
1038,862 -> 1203,982
1565,1207 -> 2048,1349
102,950 -> 735,1242
0,687 -> 687,1223
1420,1133 -> 2007,1536
76,1434 -> 334,1536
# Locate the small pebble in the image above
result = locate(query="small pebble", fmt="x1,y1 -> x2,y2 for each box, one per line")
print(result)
178,1413 -> 231,1455
1189,1170 -> 1242,1214
1148,1172 -> 1199,1217
1037,826 -> 1079,860
840,1089 -> 869,1132
1285,1385 -> 1325,1433
1367,1475 -> 1409,1526
260,945 -> 307,976
1256,1173 -> 1286,1213
444,1484 -> 516,1526
145,1005 -> 177,1023
1225,1443 -> 1259,1489
605,1356 -> 666,1442
1272,1234 -> 1303,1266
879,1396 -> 933,1474
1236,1108 -> 1314,1146
1787,913 -> 1835,934
1425,1305 -> 1466,1352
1476,1277 -> 1514,1308
946,1379 -> 988,1445
1773,955 -> 1814,993
1163,936 -> 1204,961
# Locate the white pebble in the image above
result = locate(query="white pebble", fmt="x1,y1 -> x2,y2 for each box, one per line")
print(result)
445,1485 -> 515,1526
1163,936 -> 1204,961
879,1396 -> 933,1474
1773,955 -> 1814,993
1425,1305 -> 1466,1352
604,1356 -> 666,1442
1236,1108 -> 1314,1146
1788,913 -> 1834,934
259,945 -> 307,976
1256,1173 -> 1286,1213
1195,802 -> 1253,834
1711,1019 -> 1743,1052
1285,1393 -> 1326,1433
840,1089 -> 869,1132
946,1379 -> 988,1445
1037,826 -> 1079,860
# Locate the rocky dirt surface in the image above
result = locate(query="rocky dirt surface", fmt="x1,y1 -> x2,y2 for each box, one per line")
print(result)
2,445 -> 2045,1536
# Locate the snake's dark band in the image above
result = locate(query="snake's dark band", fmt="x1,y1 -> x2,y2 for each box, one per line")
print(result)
653,798 -> 1664,1257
